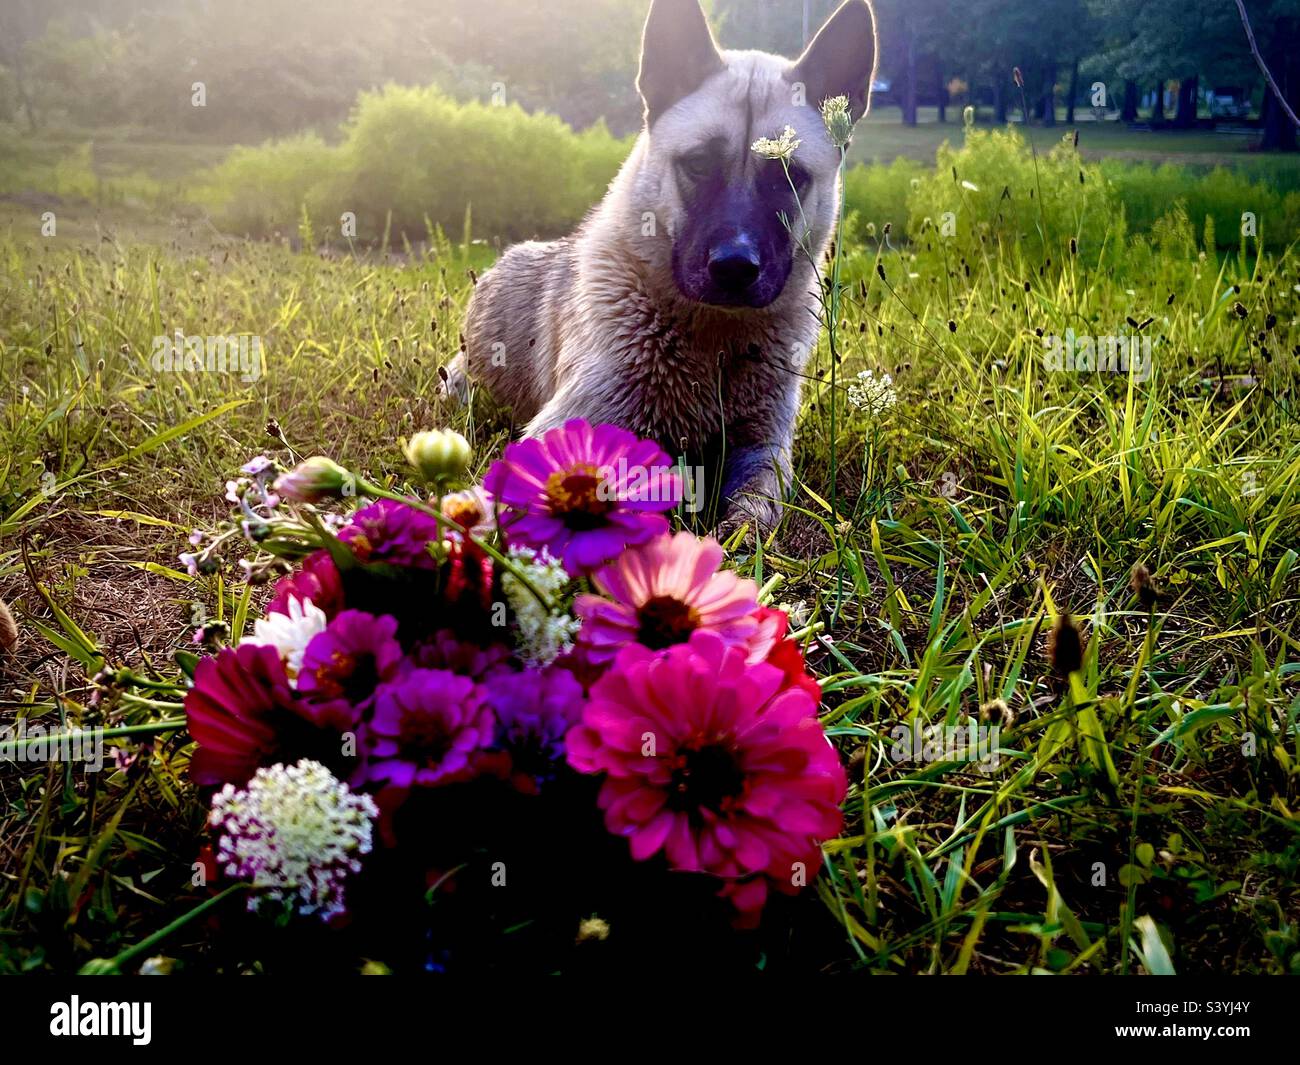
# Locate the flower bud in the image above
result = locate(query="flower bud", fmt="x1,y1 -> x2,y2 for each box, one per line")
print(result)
404,429 -> 472,484
820,94 -> 854,149
274,456 -> 352,503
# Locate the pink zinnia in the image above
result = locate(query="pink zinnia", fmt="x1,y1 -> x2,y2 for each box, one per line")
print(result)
184,643 -> 313,787
575,532 -> 774,665
268,549 -> 344,619
483,419 -> 680,575
566,631 -> 845,909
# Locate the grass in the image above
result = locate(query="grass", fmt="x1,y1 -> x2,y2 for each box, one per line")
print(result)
0,131 -> 1298,973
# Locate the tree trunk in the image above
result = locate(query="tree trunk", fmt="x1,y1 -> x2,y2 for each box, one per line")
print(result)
1066,58 -> 1079,123
1175,74 -> 1198,127
994,77 -> 1008,123
1151,80 -> 1166,124
1040,62 -> 1057,126
937,66 -> 948,123
1260,23 -> 1298,151
1121,79 -> 1138,122
901,29 -> 918,126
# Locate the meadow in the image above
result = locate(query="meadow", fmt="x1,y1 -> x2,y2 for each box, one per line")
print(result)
1,111 -> 1298,974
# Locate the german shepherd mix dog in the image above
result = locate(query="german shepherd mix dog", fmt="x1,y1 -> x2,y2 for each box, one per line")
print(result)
451,0 -> 877,532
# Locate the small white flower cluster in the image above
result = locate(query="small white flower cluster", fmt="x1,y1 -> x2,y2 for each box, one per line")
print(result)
751,125 -> 801,163
501,545 -> 579,665
847,369 -> 898,415
250,595 -> 327,682
210,760 -> 377,920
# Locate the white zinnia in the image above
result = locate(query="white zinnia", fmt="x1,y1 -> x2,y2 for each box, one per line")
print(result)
250,596 -> 327,681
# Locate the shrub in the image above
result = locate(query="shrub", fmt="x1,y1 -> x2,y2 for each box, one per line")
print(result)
200,86 -> 630,244
904,123 -> 1121,266
1101,161 -> 1300,251
841,157 -> 925,246
198,134 -> 336,238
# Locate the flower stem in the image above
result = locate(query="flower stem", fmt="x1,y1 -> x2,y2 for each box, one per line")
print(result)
79,882 -> 251,974
0,718 -> 187,758
355,480 -> 555,611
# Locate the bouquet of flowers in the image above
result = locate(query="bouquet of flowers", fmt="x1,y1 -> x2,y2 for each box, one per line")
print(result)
179,419 -> 846,968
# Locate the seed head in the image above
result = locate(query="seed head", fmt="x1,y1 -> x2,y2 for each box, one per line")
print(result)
1129,563 -> 1158,610
1047,612 -> 1085,676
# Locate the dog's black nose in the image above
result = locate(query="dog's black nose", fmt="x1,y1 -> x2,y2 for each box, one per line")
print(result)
707,238 -> 761,292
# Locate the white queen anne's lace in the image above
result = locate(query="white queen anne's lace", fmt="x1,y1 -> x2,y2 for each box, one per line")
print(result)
209,760 -> 377,920
847,369 -> 897,415
501,545 -> 579,665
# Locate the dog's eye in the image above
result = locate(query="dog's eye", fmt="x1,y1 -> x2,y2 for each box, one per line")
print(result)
678,152 -> 714,181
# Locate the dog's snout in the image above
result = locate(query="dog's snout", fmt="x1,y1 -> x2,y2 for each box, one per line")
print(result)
707,236 -> 761,292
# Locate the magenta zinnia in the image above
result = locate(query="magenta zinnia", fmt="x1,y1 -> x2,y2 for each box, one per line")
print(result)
566,631 -> 845,910
297,610 -> 404,729
483,419 -> 680,575
185,642 -> 314,787
362,669 -> 495,788
340,498 -> 444,569
575,531 -> 774,665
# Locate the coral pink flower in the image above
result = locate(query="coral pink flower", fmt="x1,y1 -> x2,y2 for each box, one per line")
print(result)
752,606 -> 821,707
566,631 -> 845,914
575,532 -> 774,665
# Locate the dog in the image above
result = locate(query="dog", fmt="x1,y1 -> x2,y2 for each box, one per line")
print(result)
449,0 -> 877,532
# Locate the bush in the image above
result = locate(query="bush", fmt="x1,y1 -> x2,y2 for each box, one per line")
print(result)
1101,161 -> 1300,251
841,157 -> 925,246
200,86 -> 630,244
198,134 -> 337,238
904,123 -> 1121,266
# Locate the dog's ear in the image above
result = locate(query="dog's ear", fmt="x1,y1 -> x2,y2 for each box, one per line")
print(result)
637,0 -> 725,126
791,0 -> 877,121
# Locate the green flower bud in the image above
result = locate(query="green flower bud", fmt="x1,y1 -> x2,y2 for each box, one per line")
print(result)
404,429 -> 472,484
820,95 -> 854,149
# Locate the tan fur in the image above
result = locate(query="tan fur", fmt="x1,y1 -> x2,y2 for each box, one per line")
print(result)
451,0 -> 877,531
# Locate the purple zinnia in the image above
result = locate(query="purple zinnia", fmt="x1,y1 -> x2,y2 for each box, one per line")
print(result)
362,669 -> 495,788
297,610 -> 404,729
483,419 -> 680,575
339,498 -> 444,570
483,664 -> 586,791
409,628 -> 512,679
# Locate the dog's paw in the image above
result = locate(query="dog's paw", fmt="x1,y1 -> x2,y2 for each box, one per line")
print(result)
438,355 -> 470,406
715,498 -> 781,550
